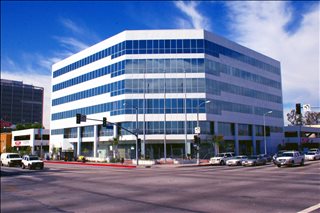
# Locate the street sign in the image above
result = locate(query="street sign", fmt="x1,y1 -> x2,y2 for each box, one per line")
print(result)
303,104 -> 311,112
195,127 -> 201,134
81,114 -> 87,122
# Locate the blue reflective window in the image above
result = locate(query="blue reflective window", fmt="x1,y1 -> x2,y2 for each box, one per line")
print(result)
183,39 -> 190,48
177,40 -> 182,49
133,40 -> 139,49
171,40 -> 176,49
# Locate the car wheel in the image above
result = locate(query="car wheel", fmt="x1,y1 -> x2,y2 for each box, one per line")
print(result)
220,161 -> 225,165
237,162 -> 241,166
22,164 -> 25,169
28,164 -> 32,170
277,164 -> 281,168
300,159 -> 304,166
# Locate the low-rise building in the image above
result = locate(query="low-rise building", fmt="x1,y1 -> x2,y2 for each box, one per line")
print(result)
284,125 -> 320,150
11,129 -> 50,156
1,132 -> 12,153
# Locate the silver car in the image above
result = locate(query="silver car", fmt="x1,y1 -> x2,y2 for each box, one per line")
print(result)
242,155 -> 267,166
226,155 -> 248,166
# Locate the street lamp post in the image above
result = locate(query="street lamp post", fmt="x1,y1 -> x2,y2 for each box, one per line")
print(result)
196,100 -> 211,165
263,111 -> 273,155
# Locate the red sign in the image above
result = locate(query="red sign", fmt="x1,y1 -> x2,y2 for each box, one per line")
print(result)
15,141 -> 21,146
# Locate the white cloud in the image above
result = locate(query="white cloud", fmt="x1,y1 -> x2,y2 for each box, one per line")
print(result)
1,18 -> 97,130
174,1 -> 211,30
60,18 -> 84,35
53,36 -> 89,53
1,71 -> 52,129
225,1 -> 319,123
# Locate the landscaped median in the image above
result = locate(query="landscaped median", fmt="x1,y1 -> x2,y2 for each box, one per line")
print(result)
44,160 -> 137,168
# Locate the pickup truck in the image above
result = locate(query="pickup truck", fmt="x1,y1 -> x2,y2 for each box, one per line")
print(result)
274,151 -> 304,167
209,152 -> 234,165
21,155 -> 44,170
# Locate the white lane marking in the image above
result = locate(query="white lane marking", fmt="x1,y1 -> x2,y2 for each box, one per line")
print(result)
298,203 -> 320,213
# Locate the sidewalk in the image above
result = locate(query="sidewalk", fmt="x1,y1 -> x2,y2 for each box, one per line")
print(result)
44,160 -> 137,168
44,160 -> 211,169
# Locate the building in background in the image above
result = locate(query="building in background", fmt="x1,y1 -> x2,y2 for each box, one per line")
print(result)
0,79 -> 44,126
11,129 -> 50,156
50,29 -> 284,160
284,125 -> 320,150
1,132 -> 12,153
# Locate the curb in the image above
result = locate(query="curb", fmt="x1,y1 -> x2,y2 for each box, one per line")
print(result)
44,161 -> 136,169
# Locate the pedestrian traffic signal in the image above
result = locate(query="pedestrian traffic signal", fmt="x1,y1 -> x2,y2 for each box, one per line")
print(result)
194,135 -> 200,145
296,103 -> 301,115
102,117 -> 107,127
76,113 -> 81,124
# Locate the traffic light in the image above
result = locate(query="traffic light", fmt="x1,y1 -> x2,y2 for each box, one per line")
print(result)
102,117 -> 107,127
76,113 -> 81,124
296,103 -> 301,115
194,135 -> 200,145
137,138 -> 142,158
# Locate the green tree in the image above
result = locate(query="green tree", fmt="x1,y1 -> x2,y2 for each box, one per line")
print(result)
211,135 -> 224,155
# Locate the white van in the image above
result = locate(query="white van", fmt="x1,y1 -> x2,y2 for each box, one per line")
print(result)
1,153 -> 22,167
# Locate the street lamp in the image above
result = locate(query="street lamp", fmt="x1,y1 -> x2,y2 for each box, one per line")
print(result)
196,100 -> 211,165
263,111 -> 273,155
124,103 -> 139,165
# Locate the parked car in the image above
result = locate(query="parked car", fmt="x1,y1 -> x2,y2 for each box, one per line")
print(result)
309,148 -> 320,153
304,151 -> 320,161
209,152 -> 234,165
226,155 -> 248,166
242,155 -> 267,166
274,151 -> 304,167
258,154 -> 272,162
21,155 -> 44,170
272,150 -> 288,164
1,153 -> 22,167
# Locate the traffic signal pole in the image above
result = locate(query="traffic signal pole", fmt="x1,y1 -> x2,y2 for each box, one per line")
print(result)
76,114 -> 140,165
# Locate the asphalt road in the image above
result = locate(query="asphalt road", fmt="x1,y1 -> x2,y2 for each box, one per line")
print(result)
1,161 -> 320,213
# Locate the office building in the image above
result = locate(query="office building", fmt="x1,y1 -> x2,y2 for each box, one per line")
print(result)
50,29 -> 284,159
0,79 -> 44,126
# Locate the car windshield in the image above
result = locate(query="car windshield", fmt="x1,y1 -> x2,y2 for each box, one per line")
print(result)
9,154 -> 20,158
248,156 -> 257,159
306,152 -> 316,155
236,156 -> 247,159
29,156 -> 39,160
282,153 -> 294,157
215,154 -> 224,157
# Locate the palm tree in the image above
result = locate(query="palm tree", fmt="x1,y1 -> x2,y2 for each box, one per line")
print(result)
211,135 -> 224,155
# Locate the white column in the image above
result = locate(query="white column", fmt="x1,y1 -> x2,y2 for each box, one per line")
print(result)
93,125 -> 98,158
77,127 -> 81,156
113,123 -> 118,138
31,130 -> 35,155
234,123 -> 239,156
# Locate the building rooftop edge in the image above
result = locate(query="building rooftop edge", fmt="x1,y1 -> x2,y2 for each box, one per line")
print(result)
52,28 -> 280,69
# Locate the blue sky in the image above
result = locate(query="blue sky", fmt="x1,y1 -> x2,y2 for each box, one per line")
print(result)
1,1 -> 319,128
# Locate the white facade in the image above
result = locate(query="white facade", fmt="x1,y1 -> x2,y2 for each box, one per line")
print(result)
12,128 -> 49,155
50,29 -> 284,159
